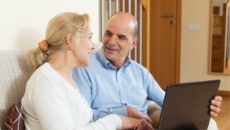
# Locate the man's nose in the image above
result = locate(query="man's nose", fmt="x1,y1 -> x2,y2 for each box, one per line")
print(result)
108,35 -> 117,45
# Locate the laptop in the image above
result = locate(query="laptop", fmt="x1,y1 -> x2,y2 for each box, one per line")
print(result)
157,79 -> 220,130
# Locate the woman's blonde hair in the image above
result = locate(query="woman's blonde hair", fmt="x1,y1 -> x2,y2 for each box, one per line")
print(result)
28,12 -> 90,69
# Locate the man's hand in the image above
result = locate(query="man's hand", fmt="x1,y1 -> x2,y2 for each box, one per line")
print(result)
210,96 -> 222,117
139,119 -> 155,130
127,106 -> 153,126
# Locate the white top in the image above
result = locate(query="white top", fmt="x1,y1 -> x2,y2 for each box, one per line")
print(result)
21,63 -> 122,130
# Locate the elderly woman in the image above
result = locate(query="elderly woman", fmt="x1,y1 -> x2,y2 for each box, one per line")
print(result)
21,12 -> 152,130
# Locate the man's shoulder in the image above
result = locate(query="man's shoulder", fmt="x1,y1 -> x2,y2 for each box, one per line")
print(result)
129,60 -> 147,71
89,52 -> 99,62
75,52 -> 102,71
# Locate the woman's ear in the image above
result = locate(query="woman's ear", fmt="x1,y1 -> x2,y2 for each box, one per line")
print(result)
66,33 -> 73,46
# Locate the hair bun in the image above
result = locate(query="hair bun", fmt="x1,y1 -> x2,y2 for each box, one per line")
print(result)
38,40 -> 48,52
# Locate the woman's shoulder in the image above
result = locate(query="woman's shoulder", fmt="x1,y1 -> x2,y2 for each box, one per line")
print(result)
27,63 -> 60,86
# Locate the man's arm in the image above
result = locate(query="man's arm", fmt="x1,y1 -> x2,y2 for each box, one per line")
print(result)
92,106 -> 154,128
144,70 -> 165,107
92,106 -> 128,121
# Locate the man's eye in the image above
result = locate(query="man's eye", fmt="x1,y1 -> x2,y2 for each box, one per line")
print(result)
119,36 -> 126,40
105,32 -> 111,36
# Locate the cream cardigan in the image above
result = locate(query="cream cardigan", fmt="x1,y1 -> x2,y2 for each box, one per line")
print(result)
21,63 -> 122,130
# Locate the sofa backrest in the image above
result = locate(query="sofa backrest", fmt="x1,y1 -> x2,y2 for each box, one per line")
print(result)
0,49 -> 35,129
92,42 -> 102,53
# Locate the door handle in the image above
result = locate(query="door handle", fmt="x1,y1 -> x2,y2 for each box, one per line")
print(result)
161,14 -> 174,18
170,20 -> 175,25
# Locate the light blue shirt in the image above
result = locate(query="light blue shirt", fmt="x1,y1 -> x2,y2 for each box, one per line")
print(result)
73,48 -> 165,121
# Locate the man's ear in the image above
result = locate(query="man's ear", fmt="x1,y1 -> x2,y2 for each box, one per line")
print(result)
130,38 -> 138,50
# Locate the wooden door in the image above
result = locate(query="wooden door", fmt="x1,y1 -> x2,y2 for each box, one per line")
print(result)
149,0 -> 181,90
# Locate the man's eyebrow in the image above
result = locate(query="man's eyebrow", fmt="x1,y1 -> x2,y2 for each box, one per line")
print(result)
105,30 -> 127,38
117,34 -> 127,38
105,30 -> 111,33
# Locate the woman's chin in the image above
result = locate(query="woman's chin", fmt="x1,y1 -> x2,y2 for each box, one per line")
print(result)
80,62 -> 90,67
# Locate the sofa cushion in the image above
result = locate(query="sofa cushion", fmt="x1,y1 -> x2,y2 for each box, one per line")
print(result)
5,103 -> 25,130
147,100 -> 161,129
0,49 -> 34,129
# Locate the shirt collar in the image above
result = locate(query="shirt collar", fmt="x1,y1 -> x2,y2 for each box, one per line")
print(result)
97,48 -> 131,70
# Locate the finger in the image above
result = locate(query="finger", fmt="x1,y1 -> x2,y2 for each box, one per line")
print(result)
134,121 -> 142,130
133,126 -> 138,130
146,120 -> 153,127
144,117 -> 151,124
147,117 -> 153,125
210,111 -> 218,117
141,120 -> 154,130
214,96 -> 222,102
140,120 -> 146,130
210,105 -> 221,113
142,115 -> 153,125
211,99 -> 222,107
146,122 -> 154,130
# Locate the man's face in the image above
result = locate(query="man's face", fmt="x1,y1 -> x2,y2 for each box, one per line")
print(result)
102,18 -> 137,65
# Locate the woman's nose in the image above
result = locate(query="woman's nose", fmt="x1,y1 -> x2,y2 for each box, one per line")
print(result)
91,42 -> 95,50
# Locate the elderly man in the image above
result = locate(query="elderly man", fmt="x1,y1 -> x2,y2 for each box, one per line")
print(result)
73,12 -> 222,128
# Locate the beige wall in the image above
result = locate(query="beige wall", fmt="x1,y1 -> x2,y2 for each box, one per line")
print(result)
0,0 -> 99,50
0,0 -> 229,91
181,0 -> 230,91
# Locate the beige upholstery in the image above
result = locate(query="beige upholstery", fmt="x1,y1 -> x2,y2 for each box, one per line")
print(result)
147,100 -> 162,129
0,49 -> 34,129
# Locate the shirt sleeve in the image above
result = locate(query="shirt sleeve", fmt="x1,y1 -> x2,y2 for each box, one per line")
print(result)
92,106 -> 128,121
28,75 -> 122,130
144,69 -> 166,107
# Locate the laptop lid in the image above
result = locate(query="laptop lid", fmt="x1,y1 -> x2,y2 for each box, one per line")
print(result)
157,79 -> 220,130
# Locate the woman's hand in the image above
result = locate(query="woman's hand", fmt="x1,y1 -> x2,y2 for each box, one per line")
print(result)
118,115 -> 155,130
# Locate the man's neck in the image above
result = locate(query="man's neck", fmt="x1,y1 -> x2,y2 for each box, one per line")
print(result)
109,58 -> 128,70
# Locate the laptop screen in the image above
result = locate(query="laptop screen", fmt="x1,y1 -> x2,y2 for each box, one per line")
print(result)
157,79 -> 220,130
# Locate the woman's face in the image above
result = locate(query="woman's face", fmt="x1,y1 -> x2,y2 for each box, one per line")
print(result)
73,31 -> 94,66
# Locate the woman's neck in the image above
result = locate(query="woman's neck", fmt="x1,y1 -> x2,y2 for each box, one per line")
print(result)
48,50 -> 77,87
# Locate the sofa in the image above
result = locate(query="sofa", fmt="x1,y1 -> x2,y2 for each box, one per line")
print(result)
0,46 -> 218,130
0,49 -> 34,129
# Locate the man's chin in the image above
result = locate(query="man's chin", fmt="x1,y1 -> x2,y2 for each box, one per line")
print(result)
104,52 -> 114,59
